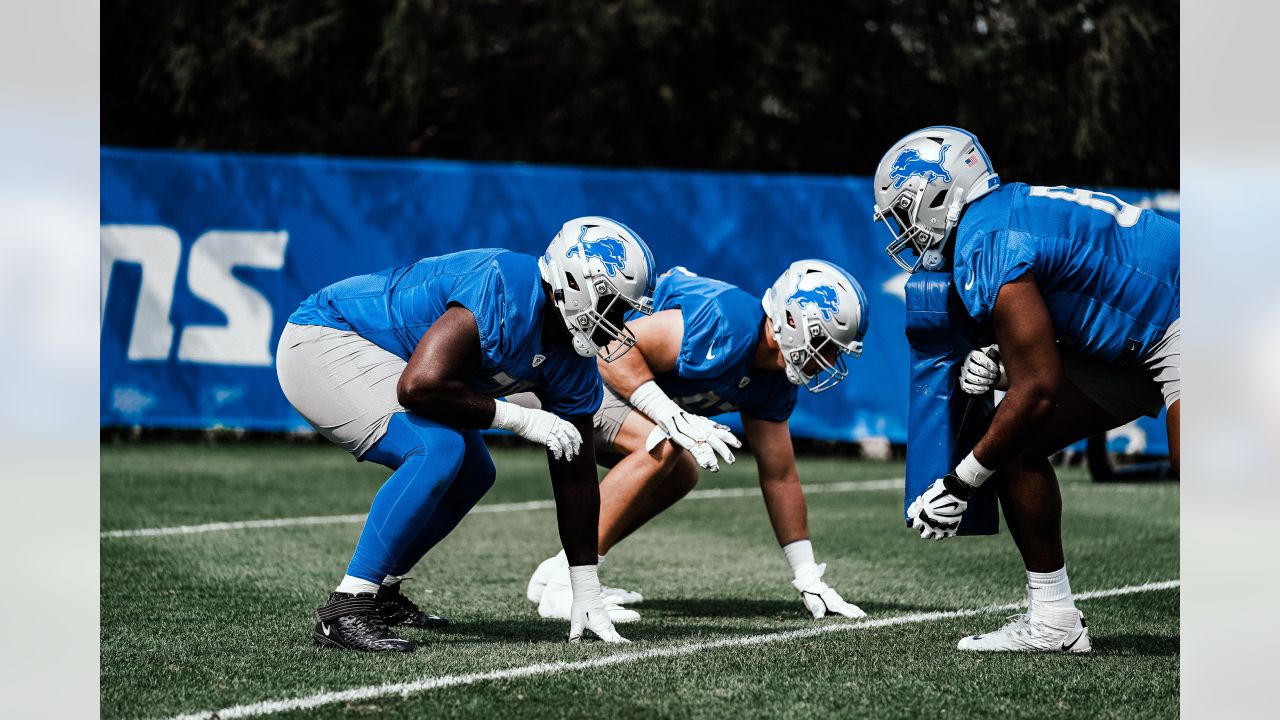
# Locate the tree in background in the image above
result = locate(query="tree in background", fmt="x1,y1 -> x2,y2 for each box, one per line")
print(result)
102,0 -> 1178,187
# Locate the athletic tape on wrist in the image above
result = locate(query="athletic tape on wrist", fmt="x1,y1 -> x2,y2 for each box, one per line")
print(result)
955,451 -> 995,487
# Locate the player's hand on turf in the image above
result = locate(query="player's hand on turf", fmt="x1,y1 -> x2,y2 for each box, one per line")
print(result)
793,563 -> 866,619
490,402 -> 582,461
907,474 -> 975,540
567,565 -> 630,643
960,345 -> 1006,395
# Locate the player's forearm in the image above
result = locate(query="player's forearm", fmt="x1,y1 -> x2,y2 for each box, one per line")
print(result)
597,348 -> 656,400
759,471 -> 810,546
396,376 -> 497,428
972,383 -> 1058,469
549,455 -> 602,566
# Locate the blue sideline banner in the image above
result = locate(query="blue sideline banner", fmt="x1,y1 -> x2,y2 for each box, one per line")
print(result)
101,148 -> 1178,453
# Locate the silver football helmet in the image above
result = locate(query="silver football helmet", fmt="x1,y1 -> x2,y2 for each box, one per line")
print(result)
539,216 -> 656,361
762,259 -> 870,393
871,126 -> 1001,273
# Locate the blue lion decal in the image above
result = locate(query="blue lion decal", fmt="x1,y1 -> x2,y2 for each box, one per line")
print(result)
566,233 -> 628,277
788,285 -> 841,321
889,144 -> 952,189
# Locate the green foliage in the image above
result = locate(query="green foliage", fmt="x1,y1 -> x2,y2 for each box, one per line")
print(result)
103,0 -> 1178,186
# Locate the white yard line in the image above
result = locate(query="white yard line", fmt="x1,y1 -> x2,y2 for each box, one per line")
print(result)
101,478 -> 905,538
101,477 -> 1176,539
163,579 -> 1180,720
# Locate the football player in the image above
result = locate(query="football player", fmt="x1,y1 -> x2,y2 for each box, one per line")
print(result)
524,262 -> 871,622
276,217 -> 656,651
872,126 -> 1180,652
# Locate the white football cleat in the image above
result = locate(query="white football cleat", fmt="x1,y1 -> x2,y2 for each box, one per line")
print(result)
526,555 -> 563,603
957,609 -> 1091,653
603,584 -> 644,605
527,555 -> 644,606
538,579 -> 640,623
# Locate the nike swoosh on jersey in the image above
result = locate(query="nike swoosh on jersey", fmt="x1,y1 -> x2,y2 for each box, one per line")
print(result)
964,269 -> 976,291
705,340 -> 717,360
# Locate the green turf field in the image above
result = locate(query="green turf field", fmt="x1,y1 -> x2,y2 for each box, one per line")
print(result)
101,442 -> 1179,719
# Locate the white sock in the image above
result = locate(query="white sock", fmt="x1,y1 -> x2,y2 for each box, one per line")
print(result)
336,574 -> 380,595
1027,566 -> 1076,614
554,549 -> 568,566
782,539 -> 819,579
597,553 -> 607,567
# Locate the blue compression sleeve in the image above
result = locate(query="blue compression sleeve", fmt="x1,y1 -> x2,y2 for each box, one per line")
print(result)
343,413 -> 495,582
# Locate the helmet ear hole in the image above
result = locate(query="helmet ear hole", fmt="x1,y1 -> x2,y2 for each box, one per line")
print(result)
929,191 -> 949,209
785,311 -> 797,329
564,272 -> 580,291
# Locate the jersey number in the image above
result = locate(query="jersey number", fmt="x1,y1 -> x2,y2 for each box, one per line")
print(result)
101,225 -> 289,366
1028,186 -> 1142,228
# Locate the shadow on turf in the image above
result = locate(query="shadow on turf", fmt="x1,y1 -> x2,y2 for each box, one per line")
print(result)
639,597 -> 931,618
1093,633 -> 1180,657
419,618 -> 766,644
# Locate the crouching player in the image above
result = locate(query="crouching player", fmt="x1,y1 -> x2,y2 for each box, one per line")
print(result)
526,262 -> 871,622
276,217 -> 656,651
871,126 -> 1180,652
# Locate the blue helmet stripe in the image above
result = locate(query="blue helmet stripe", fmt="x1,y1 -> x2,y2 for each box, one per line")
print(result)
603,215 -> 657,293
922,125 -> 994,174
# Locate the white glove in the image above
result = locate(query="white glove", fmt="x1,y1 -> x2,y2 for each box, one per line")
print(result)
567,565 -> 630,643
490,400 -> 582,461
629,381 -> 741,472
960,345 -> 1006,395
906,473 -> 976,540
793,563 -> 866,619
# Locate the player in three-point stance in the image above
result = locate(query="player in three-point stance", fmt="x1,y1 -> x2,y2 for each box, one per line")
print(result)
872,126 -> 1180,652
525,261 -> 871,623
276,217 -> 656,651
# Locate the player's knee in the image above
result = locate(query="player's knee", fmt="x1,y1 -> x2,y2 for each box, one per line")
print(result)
1002,450 -> 1051,480
669,451 -> 701,493
397,423 -> 467,475
471,451 -> 497,493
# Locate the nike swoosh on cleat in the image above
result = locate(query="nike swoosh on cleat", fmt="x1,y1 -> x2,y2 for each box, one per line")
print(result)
1062,631 -> 1083,651
320,622 -> 331,636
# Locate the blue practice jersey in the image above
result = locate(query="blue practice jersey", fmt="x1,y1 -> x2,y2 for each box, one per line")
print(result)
637,268 -> 797,422
288,249 -> 602,417
952,182 -> 1180,364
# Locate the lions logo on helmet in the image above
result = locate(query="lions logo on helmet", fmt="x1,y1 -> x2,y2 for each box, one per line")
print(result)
787,285 -> 841,322
565,230 -> 629,277
763,260 -> 870,393
539,217 -> 656,361
888,144 -> 952,189
872,126 -> 1000,273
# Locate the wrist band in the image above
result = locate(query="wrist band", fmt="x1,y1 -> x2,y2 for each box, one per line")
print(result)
955,451 -> 995,488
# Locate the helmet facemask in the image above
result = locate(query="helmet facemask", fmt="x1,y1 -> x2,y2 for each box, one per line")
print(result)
581,275 -> 651,362
873,184 -> 946,273
778,311 -> 861,393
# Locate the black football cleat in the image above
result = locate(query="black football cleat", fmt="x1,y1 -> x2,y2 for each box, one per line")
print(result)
313,592 -> 415,652
377,579 -> 450,629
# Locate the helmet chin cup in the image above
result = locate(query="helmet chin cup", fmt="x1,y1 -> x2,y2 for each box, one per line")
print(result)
570,334 -> 594,358
921,247 -> 945,271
